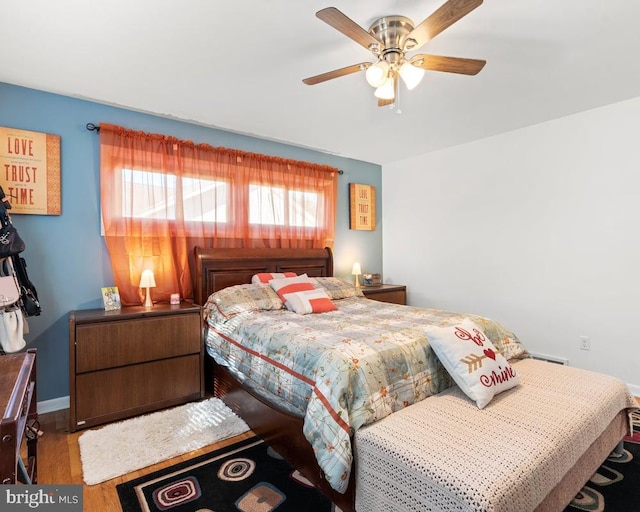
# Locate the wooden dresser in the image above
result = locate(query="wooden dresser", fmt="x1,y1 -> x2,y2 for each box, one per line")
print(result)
69,303 -> 203,432
361,284 -> 407,305
0,348 -> 38,484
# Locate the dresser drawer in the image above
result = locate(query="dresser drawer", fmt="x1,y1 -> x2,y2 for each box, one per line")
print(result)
75,354 -> 201,429
361,285 -> 407,305
367,290 -> 406,304
76,313 -> 201,373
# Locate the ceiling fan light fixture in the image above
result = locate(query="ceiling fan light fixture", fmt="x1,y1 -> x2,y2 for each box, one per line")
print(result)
374,76 -> 395,100
399,61 -> 425,90
365,60 -> 389,88
305,2 -> 486,108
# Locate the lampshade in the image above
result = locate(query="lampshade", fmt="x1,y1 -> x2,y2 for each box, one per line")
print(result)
399,61 -> 425,90
351,262 -> 362,288
374,76 -> 395,100
365,60 -> 389,88
139,269 -> 156,288
140,269 -> 156,308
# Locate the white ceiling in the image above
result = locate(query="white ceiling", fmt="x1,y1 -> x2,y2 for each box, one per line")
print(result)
2,0 -> 640,165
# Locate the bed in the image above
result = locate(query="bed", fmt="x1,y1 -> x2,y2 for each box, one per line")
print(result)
194,246 -> 638,512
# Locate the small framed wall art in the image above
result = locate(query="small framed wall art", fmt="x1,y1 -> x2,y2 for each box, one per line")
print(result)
0,126 -> 61,215
349,183 -> 376,231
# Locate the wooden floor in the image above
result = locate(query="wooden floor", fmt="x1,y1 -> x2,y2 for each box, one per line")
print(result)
30,408 -> 255,511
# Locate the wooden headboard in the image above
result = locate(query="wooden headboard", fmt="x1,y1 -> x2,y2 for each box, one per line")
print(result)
193,247 -> 334,305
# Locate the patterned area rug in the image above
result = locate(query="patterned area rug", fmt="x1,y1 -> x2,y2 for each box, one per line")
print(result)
565,414 -> 640,512
117,436 -> 337,512
117,417 -> 640,512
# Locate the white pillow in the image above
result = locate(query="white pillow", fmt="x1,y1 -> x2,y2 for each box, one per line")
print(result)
284,288 -> 337,315
425,318 -> 519,409
268,274 -> 313,302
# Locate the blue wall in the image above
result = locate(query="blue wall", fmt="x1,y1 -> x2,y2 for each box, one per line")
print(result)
0,82 -> 382,402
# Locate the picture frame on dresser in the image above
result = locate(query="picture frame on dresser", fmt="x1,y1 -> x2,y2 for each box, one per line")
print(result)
362,273 -> 381,286
101,286 -> 121,311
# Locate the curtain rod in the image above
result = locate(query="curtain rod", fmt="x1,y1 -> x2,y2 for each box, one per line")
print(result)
85,123 -> 343,174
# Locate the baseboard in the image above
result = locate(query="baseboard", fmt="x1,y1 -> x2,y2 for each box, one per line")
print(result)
38,395 -> 69,414
528,352 -> 569,365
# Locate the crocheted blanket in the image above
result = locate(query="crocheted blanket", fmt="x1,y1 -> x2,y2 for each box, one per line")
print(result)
354,358 -> 638,512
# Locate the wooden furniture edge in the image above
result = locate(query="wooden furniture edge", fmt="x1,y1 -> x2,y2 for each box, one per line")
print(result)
0,348 -> 38,484
211,359 -> 355,511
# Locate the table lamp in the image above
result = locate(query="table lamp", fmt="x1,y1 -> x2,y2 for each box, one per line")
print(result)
351,262 -> 362,288
140,269 -> 156,308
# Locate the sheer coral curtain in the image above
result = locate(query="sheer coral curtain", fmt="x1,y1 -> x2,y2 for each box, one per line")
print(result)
99,123 -> 338,305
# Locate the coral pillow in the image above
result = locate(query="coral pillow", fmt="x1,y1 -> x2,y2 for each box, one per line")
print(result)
425,318 -> 519,409
284,288 -> 338,315
268,275 -> 314,302
251,272 -> 297,284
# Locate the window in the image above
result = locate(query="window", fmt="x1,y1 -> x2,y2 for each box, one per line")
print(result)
249,185 -> 321,228
121,169 -> 228,223
182,176 -> 228,223
289,189 -> 320,228
99,123 -> 338,305
249,184 -> 285,226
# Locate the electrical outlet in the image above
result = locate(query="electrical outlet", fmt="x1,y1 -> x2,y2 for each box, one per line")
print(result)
580,336 -> 590,351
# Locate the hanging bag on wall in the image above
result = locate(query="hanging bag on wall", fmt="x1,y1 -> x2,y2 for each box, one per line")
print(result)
20,287 -> 41,317
0,224 -> 25,258
0,308 -> 25,353
0,277 -> 20,307
0,258 -> 20,307
11,255 -> 41,317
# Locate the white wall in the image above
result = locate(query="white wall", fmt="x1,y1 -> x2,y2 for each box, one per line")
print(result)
383,96 -> 640,395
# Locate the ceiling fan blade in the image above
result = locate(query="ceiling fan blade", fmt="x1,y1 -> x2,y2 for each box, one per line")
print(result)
405,0 -> 483,51
316,7 -> 381,52
410,54 -> 486,75
303,62 -> 370,85
378,97 -> 394,107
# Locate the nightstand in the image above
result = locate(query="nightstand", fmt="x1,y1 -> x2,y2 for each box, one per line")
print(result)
69,302 -> 203,432
361,284 -> 407,305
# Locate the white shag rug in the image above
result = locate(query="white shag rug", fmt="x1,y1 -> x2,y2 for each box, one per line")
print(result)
78,398 -> 250,485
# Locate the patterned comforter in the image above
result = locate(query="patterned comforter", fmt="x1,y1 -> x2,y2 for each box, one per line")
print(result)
203,280 -> 528,493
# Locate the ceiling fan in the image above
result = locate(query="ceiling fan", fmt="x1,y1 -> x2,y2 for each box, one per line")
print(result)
302,0 -> 486,107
